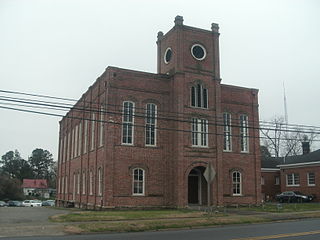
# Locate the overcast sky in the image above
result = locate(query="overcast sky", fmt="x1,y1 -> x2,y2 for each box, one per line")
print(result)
1,0 -> 319,160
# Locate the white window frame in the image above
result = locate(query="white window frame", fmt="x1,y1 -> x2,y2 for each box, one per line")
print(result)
286,173 -> 300,186
307,172 -> 315,186
98,168 -> 102,196
77,172 -> 80,194
89,170 -> 93,195
91,113 -> 95,151
74,125 -> 79,157
99,105 -> 104,147
275,176 -> 280,185
83,119 -> 88,154
223,112 -> 232,151
82,171 -> 86,194
232,171 -> 242,196
73,173 -> 76,200
240,114 -> 249,153
122,101 -> 135,145
133,168 -> 145,196
261,176 -> 265,185
191,118 -> 208,147
61,176 -> 64,194
190,84 -> 208,109
78,122 -> 82,156
145,103 -> 157,146
65,176 -> 68,194
71,128 -> 75,159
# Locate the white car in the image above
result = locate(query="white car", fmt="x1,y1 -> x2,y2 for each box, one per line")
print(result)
22,200 -> 42,207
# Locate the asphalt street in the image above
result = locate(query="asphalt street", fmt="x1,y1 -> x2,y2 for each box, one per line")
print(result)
1,217 -> 320,240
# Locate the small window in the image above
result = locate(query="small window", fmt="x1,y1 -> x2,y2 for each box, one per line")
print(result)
275,176 -> 280,185
261,177 -> 265,185
164,47 -> 172,64
191,84 -> 208,108
232,171 -> 242,196
133,168 -> 145,195
308,172 -> 315,186
98,168 -> 103,196
191,44 -> 206,61
286,173 -> 300,186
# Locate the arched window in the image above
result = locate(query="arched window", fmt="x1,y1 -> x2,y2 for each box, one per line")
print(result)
191,83 -> 208,108
82,171 -> 86,194
145,103 -> 157,146
122,101 -> 135,144
232,171 -> 242,196
133,168 -> 145,195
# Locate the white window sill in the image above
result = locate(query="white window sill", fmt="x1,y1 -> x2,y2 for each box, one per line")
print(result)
132,194 -> 145,197
308,184 -> 316,187
192,145 -> 209,148
286,184 -> 300,187
223,150 -> 232,152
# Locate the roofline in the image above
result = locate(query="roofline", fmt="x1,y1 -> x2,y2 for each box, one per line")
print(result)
277,161 -> 320,168
261,168 -> 280,172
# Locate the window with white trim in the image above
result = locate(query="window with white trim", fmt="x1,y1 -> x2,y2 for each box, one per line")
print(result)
191,118 -> 208,147
59,137 -> 63,163
145,103 -> 157,146
91,113 -> 95,151
232,171 -> 242,195
133,168 -> 145,195
98,168 -> 103,196
240,114 -> 249,152
63,135 -> 67,162
122,101 -> 134,144
65,176 -> 68,194
308,172 -> 315,186
275,176 -> 280,185
77,172 -> 80,194
89,170 -> 93,195
99,105 -> 104,147
82,171 -> 86,194
261,176 -> 265,185
67,132 -> 71,160
287,173 -> 300,186
73,173 -> 76,200
71,128 -> 75,158
75,125 -> 78,157
78,122 -> 82,156
191,83 -> 208,108
223,112 -> 232,151
61,176 -> 64,194
83,120 -> 88,154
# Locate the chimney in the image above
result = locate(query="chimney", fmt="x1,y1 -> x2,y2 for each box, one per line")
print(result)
302,136 -> 310,155
174,15 -> 184,26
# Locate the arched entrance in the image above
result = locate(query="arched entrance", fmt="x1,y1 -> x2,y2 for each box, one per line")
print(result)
188,166 -> 207,205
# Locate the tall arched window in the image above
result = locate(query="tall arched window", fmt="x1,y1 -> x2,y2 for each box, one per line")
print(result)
122,101 -> 135,144
145,103 -> 157,146
223,112 -> 232,151
232,171 -> 242,196
133,168 -> 145,195
191,83 -> 208,108
98,168 -> 103,196
240,114 -> 249,152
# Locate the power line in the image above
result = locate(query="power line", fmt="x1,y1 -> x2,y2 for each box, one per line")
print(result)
1,104 -> 320,142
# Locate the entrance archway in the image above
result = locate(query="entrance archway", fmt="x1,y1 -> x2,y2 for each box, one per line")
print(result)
188,166 -> 207,205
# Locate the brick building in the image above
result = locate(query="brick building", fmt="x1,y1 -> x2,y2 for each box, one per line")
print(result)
56,16 -> 261,209
261,143 -> 320,202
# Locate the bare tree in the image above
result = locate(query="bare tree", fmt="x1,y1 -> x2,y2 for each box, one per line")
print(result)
260,116 -> 318,157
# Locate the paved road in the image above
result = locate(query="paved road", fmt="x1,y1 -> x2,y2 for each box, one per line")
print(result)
1,217 -> 320,240
0,207 -> 69,238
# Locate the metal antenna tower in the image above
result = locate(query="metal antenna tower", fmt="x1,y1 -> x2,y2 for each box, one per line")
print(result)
283,82 -> 288,126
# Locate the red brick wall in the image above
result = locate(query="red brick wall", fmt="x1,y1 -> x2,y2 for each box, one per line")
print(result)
261,171 -> 281,201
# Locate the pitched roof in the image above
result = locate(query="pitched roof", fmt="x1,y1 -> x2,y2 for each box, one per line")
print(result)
261,149 -> 320,169
22,179 -> 48,189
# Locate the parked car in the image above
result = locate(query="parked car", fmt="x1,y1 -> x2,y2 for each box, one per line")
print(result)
0,201 -> 8,207
22,200 -> 42,207
276,191 -> 313,203
42,200 -> 55,207
8,200 -> 23,207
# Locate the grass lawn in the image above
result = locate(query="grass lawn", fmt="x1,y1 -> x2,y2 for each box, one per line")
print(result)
50,204 -> 320,234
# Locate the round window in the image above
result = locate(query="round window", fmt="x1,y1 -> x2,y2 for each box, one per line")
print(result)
164,47 -> 172,64
191,44 -> 206,61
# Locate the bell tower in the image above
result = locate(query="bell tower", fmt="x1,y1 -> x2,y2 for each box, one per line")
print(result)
157,16 -> 221,81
